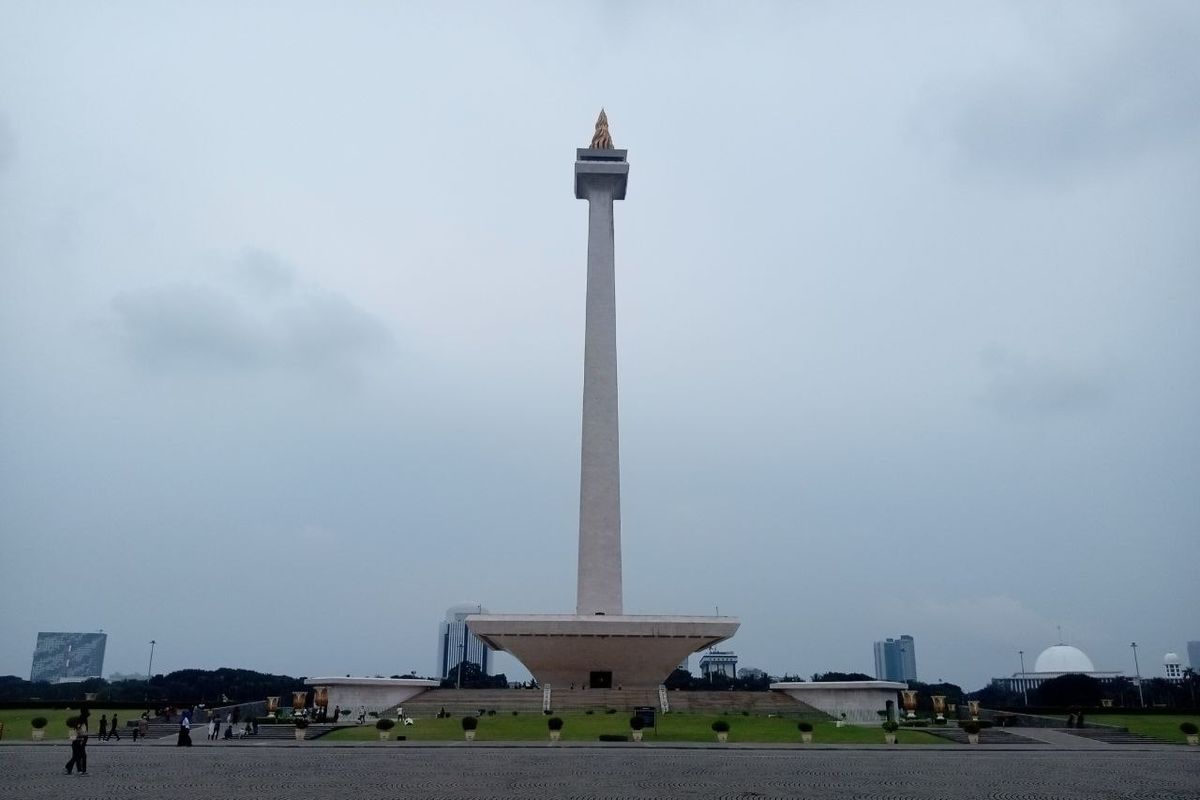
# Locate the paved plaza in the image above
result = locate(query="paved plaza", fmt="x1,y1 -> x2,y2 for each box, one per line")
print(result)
3,742 -> 1196,799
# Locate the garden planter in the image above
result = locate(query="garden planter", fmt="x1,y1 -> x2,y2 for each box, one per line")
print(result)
631,730 -> 643,742
465,731 -> 476,741
801,732 -> 812,744
378,732 -> 390,741
32,729 -> 45,740
294,729 -> 307,741
967,733 -> 980,745
884,733 -> 897,745
716,732 -> 728,743
1187,735 -> 1198,746
549,731 -> 561,742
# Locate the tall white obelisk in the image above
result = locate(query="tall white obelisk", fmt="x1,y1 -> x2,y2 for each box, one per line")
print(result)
467,113 -> 737,689
574,110 -> 628,617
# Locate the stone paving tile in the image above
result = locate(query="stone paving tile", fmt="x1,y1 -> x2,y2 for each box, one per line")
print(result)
3,743 -> 1197,799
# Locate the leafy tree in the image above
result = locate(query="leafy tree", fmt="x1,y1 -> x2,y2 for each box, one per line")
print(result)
1032,673 -> 1102,707
811,672 -> 874,683
664,668 -> 692,690
441,662 -> 507,689
967,681 -> 1021,708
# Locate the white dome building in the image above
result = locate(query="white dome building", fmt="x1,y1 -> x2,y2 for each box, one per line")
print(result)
1164,652 -> 1183,681
1034,645 -> 1096,674
995,642 -> 1124,696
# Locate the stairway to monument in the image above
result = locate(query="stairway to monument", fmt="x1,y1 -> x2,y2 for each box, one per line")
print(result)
546,688 -> 661,712
667,690 -> 822,716
391,689 -> 546,716
1062,727 -> 1167,745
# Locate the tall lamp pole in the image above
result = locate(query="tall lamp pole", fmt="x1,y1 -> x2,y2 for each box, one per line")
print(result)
145,639 -> 156,714
1130,642 -> 1144,708
1018,650 -> 1028,706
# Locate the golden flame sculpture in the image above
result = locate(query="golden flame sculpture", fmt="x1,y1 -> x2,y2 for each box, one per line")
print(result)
313,686 -> 329,709
590,109 -> 614,149
292,690 -> 308,710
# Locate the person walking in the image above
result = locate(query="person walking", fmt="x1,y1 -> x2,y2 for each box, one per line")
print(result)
207,717 -> 216,741
177,714 -> 192,746
137,715 -> 148,742
98,714 -> 108,742
108,714 -> 121,742
64,718 -> 88,774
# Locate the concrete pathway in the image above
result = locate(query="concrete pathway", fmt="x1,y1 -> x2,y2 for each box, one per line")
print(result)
1005,727 -> 1123,748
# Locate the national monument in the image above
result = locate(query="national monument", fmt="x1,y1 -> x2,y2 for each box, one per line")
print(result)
467,112 -> 740,688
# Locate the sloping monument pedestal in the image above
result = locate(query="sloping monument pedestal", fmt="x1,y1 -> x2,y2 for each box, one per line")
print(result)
469,614 -> 738,688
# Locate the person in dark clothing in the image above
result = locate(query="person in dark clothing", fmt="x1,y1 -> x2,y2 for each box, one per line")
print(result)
176,714 -> 192,746
108,714 -> 121,741
98,715 -> 108,741
65,719 -> 88,774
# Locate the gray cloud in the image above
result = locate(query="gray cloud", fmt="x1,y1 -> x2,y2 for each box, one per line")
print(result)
942,7 -> 1200,177
977,346 -> 1112,419
234,248 -> 297,298
112,252 -> 393,376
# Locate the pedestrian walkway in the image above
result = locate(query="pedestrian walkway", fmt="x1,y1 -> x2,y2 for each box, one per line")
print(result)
1008,727 -> 1128,748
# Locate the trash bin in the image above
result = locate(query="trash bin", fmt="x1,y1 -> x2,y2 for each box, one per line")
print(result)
634,706 -> 655,728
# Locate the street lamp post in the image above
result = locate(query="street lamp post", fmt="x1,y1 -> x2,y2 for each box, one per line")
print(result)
145,640 -> 156,714
1018,650 -> 1028,706
1130,642 -> 1144,708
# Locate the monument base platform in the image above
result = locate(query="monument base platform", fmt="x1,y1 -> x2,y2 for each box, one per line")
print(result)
304,677 -> 440,714
770,680 -> 907,724
467,613 -> 739,688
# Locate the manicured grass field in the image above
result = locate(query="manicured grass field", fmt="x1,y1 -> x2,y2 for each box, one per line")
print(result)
0,707 -> 146,740
1087,714 -> 1200,744
322,713 -> 947,745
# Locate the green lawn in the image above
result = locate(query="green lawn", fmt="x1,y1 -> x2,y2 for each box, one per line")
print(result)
1086,715 -> 1200,744
323,713 -> 947,745
0,707 -> 145,740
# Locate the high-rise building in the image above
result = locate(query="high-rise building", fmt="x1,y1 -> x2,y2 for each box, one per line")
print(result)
1188,641 -> 1200,671
437,603 -> 492,681
873,635 -> 917,682
30,632 -> 107,683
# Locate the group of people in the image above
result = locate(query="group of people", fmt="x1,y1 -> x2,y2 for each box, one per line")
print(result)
205,710 -> 256,741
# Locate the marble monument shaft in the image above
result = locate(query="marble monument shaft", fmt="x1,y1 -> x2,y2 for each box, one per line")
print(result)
574,137 -> 629,617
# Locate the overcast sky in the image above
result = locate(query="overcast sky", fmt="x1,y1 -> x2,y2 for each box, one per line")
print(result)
1,2 -> 1197,690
